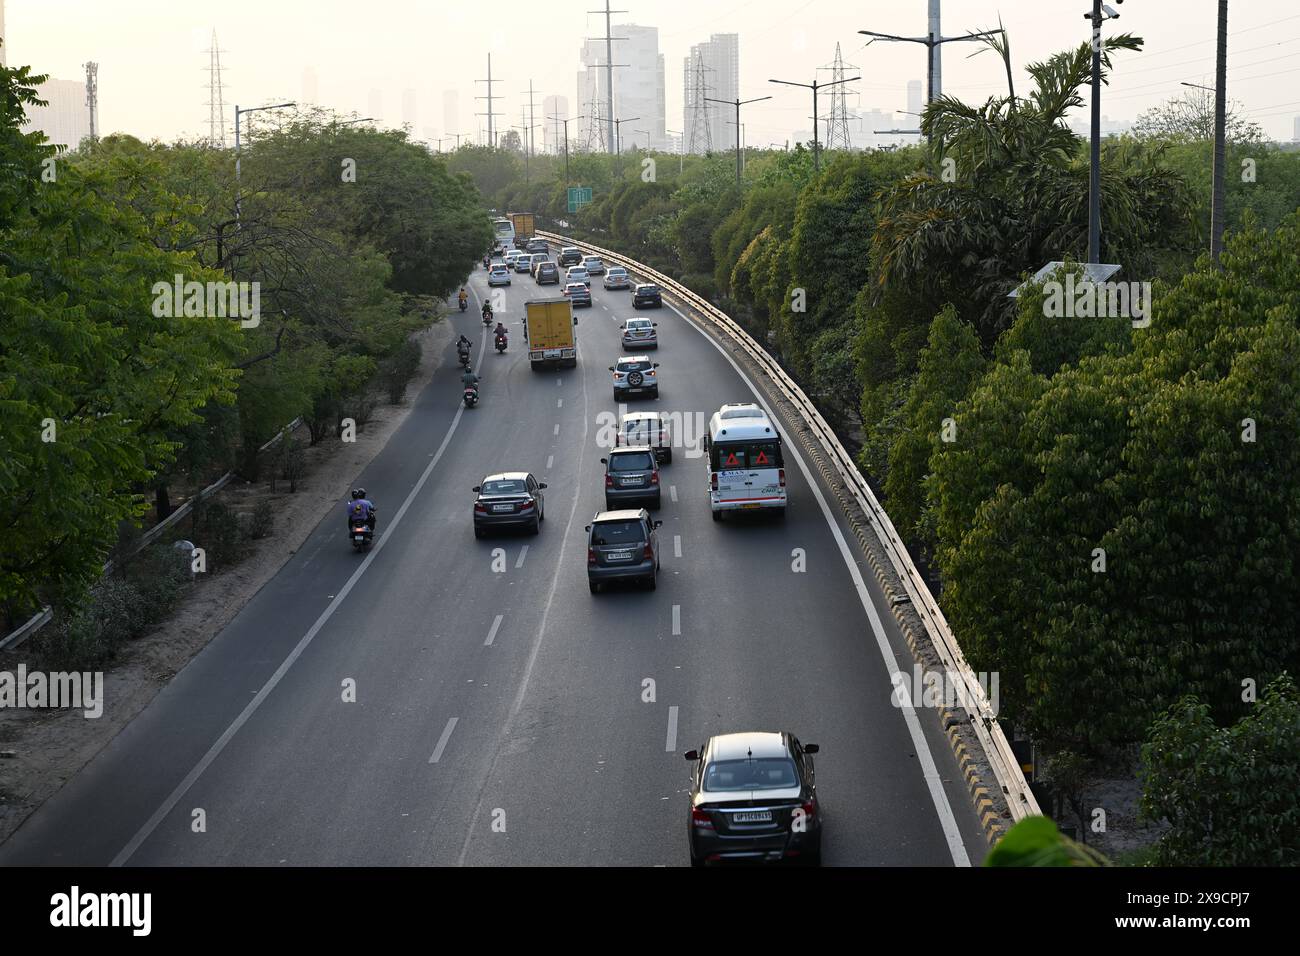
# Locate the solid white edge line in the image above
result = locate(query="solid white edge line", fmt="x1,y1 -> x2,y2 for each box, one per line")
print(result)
110,294 -> 480,867
665,299 -> 972,868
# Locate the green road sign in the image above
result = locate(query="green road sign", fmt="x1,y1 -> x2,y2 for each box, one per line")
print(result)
566,186 -> 593,212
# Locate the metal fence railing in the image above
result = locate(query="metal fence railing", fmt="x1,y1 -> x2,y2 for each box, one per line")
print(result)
538,229 -> 1040,823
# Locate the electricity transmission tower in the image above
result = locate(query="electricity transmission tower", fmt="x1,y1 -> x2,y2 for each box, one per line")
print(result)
685,52 -> 714,154
476,53 -> 504,147
823,42 -> 854,151
588,0 -> 628,155
204,30 -> 228,147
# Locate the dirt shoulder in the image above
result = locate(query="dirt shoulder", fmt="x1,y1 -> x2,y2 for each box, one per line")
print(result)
0,319 -> 453,847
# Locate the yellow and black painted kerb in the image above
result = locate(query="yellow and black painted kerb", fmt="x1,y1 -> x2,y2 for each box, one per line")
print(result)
663,286 -> 1014,848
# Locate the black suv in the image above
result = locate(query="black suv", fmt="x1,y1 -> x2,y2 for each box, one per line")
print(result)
586,508 -> 663,593
558,246 -> 584,267
602,447 -> 661,510
526,239 -> 548,255
632,283 -> 663,308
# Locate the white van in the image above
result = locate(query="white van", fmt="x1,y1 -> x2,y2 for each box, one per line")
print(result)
705,404 -> 787,520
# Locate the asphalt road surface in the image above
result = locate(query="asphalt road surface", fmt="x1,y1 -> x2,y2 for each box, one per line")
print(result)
1,262 -> 988,867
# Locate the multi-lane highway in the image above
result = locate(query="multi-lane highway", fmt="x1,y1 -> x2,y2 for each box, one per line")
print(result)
1,257 -> 988,866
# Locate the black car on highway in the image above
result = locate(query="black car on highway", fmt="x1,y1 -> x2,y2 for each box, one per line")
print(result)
472,472 -> 547,536
602,447 -> 661,510
558,246 -> 584,267
685,731 -> 822,866
632,283 -> 663,308
585,508 -> 662,593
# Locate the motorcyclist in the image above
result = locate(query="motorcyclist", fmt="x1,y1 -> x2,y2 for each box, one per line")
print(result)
346,488 -> 377,533
461,365 -> 481,390
481,299 -> 493,319
456,334 -> 472,361
458,287 -> 468,307
494,321 -> 508,340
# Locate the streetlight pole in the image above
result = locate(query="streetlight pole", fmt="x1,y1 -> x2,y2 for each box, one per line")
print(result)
549,114 -> 573,185
665,128 -> 684,173
706,94 -> 772,185
1082,0 -> 1123,264
235,101 -> 295,228
769,76 -> 856,173
612,115 -> 640,155
1211,0 -> 1227,263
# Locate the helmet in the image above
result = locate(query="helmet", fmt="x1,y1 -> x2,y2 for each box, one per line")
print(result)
351,487 -> 366,500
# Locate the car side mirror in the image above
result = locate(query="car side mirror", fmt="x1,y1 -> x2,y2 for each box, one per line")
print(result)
472,486 -> 481,493
653,363 -> 660,368
607,367 -> 615,372
599,458 -> 607,465
538,482 -> 548,489
804,744 -> 819,755
584,525 -> 591,533
683,750 -> 698,761
652,323 -> 658,327
653,520 -> 663,529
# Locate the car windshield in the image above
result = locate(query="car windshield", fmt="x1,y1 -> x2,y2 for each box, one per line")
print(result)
627,321 -> 652,330
566,284 -> 587,293
482,479 -> 527,495
637,285 -> 658,293
703,757 -> 799,792
623,418 -> 658,436
590,520 -> 646,546
610,452 -> 654,472
608,268 -> 626,276
711,440 -> 783,470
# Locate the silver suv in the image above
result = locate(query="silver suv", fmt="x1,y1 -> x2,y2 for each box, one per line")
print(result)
609,356 -> 660,400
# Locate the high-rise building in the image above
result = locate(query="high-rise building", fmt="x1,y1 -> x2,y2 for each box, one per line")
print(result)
613,24 -> 665,150
302,66 -> 319,106
1293,115 -> 1300,142
22,78 -> 93,149
1,0 -> 7,67
402,88 -> 417,132
543,94 -> 569,153
683,33 -> 738,152
906,80 -> 923,120
443,89 -> 459,138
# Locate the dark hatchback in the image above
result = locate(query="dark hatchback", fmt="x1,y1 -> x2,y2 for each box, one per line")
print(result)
586,508 -> 662,593
536,261 -> 561,284
632,283 -> 663,308
472,472 -> 546,536
685,731 -> 822,866
602,447 -> 661,510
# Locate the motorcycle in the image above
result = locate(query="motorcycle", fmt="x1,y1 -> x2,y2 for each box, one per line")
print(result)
482,311 -> 493,328
349,523 -> 374,551
457,348 -> 471,368
463,385 -> 480,408
494,332 -> 508,353
458,297 -> 468,312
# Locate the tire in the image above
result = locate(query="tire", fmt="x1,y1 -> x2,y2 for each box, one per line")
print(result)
646,571 -> 657,591
474,526 -> 484,539
530,517 -> 540,535
589,581 -> 601,595
614,389 -> 624,401
531,360 -> 542,371
649,387 -> 659,399
776,505 -> 787,520
690,855 -> 704,868
712,509 -> 721,522
663,448 -> 673,464
539,501 -> 545,522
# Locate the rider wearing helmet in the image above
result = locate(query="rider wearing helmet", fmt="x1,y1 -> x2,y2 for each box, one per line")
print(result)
461,364 -> 480,389
458,287 -> 468,305
346,487 -> 377,532
494,321 -> 507,339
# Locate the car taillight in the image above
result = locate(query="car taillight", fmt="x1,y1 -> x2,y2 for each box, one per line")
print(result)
711,473 -> 718,491
605,474 -> 614,487
801,798 -> 817,821
650,471 -> 659,485
691,807 -> 714,830
519,500 -> 534,511
587,548 -> 597,566
642,542 -> 654,560
473,503 -> 486,514
779,468 -> 786,487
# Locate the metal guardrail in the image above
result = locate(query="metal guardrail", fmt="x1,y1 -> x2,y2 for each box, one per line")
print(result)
0,418 -> 304,651
540,228 -> 1040,823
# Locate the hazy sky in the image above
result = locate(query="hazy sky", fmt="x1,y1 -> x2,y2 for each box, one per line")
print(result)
7,0 -> 1300,145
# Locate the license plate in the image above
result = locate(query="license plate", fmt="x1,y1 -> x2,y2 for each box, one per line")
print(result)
620,478 -> 641,487
607,551 -> 633,562
353,535 -> 365,542
733,810 -> 772,823
492,504 -> 513,512
742,503 -> 763,510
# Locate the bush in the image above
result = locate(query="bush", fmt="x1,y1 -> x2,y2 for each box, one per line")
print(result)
189,499 -> 246,569
127,545 -> 194,625
378,338 -> 422,404
39,578 -> 141,670
345,392 -> 379,433
250,500 -> 274,539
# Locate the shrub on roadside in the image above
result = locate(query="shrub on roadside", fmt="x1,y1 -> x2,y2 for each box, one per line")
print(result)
378,339 -> 422,404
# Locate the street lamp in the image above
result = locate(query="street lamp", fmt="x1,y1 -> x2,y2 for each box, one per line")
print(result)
1083,0 -> 1124,263
768,77 -> 857,172
665,128 -> 684,173
549,114 -> 574,185
706,94 -> 772,184
612,116 -> 640,155
235,101 -> 296,226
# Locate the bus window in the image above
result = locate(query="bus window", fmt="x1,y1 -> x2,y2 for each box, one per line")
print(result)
710,441 -> 783,471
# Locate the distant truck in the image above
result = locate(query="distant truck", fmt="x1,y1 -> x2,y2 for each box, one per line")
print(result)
510,212 -> 535,247
525,298 -> 577,370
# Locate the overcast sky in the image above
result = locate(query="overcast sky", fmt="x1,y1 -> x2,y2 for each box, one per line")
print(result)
7,0 -> 1300,145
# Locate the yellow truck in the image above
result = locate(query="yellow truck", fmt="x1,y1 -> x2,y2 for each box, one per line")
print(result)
509,212 -> 535,246
525,298 -> 577,370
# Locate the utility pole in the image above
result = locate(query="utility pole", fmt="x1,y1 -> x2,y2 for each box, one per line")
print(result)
1211,0 -> 1227,264
611,115 -> 640,155
589,0 -> 628,155
476,53 -> 503,147
665,128 -> 684,172
514,108 -> 541,182
521,79 -> 541,163
769,74 -> 858,173
1082,0 -> 1123,264
859,0 -> 1002,107
706,94 -> 771,185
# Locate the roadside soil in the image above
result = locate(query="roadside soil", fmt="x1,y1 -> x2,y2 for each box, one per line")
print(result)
0,319 -> 452,847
